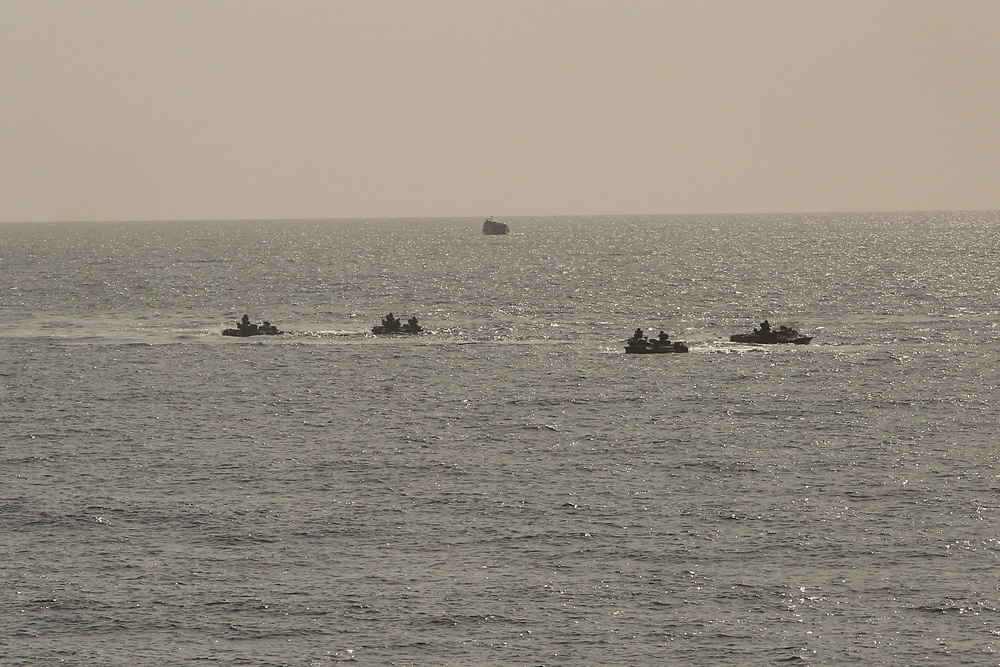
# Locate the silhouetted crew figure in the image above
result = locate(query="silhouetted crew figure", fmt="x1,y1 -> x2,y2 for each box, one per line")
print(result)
382,313 -> 401,332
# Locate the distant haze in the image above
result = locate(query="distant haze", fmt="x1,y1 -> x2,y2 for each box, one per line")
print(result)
2,0 -> 998,222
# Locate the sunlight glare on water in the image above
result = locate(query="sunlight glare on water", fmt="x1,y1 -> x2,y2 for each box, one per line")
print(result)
2,212 -> 1000,665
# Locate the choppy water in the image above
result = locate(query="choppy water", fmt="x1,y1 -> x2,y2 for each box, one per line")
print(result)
2,213 -> 1000,666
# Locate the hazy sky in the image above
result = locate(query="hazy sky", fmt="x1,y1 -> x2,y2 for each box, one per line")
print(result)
2,0 -> 998,222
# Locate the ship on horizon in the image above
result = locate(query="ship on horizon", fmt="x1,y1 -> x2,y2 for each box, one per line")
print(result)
482,216 -> 509,235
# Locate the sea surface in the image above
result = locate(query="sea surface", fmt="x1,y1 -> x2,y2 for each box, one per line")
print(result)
2,212 -> 999,666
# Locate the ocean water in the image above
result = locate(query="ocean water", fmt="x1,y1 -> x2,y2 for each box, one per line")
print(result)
2,212 -> 999,666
